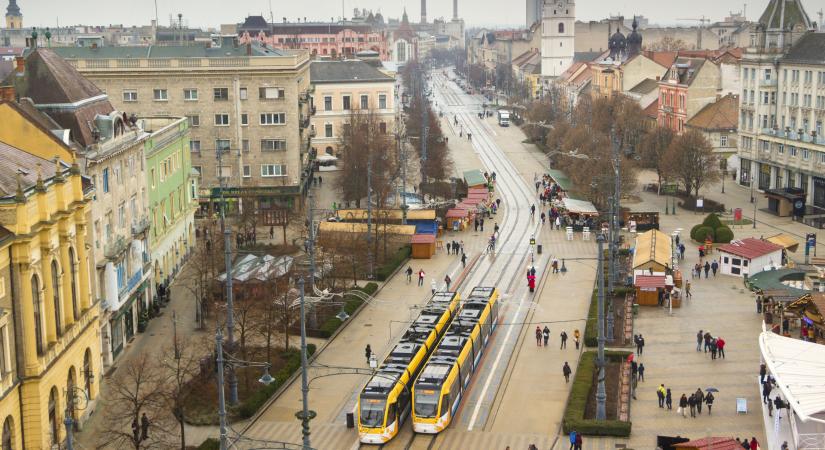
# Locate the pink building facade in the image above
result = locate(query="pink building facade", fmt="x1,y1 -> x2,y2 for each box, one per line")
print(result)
238,20 -> 389,60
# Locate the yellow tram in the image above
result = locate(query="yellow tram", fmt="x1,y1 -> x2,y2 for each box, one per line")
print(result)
412,286 -> 500,433
357,291 -> 461,444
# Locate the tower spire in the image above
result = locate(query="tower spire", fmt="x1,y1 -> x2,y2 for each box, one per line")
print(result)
6,0 -> 22,29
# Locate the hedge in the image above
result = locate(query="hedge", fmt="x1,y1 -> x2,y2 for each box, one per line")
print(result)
197,439 -> 219,450
691,226 -> 714,243
317,282 -> 379,338
702,213 -> 723,230
715,225 -> 734,243
237,343 -> 317,419
562,350 -> 632,436
584,287 -> 633,348
376,246 -> 412,281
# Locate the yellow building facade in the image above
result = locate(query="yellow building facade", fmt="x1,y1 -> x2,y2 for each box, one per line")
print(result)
0,101 -> 100,450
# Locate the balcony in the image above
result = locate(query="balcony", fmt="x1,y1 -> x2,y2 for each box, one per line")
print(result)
131,217 -> 150,236
120,267 -> 143,297
299,116 -> 311,130
759,79 -> 777,88
104,235 -> 129,260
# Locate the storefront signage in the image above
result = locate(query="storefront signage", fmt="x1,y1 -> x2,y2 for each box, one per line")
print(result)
210,186 -> 300,198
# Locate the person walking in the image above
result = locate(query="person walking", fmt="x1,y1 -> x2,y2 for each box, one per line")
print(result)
573,329 -> 581,349
710,338 -> 718,360
444,274 -> 452,291
637,334 -> 645,355
705,391 -> 715,415
679,243 -> 686,259
638,363 -> 645,381
750,437 -> 760,450
494,222 -> 500,236
665,388 -> 673,410
762,380 -> 773,404
480,218 -> 485,232
688,393 -> 697,418
365,344 -> 372,364
711,259 -> 719,276
704,331 -> 712,353
575,432 -> 582,450
568,431 -> 577,450
696,330 -> 703,351
563,362 -> 572,383
431,279 -> 437,295
141,413 -> 150,441
555,216 -> 561,230
540,212 -> 546,225
704,261 -> 711,278
760,363 -> 767,384
685,281 -> 692,299
406,266 -> 413,284
695,388 -> 705,414
474,218 -> 479,232
530,204 -> 536,218
679,393 -> 688,417
657,384 -> 666,408
560,330 -> 568,349
461,252 -> 467,268
543,326 -> 550,347
418,269 -> 425,286
535,326 -> 542,347
717,337 -> 726,358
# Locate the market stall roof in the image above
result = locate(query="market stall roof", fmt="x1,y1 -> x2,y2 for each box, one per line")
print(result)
446,209 -> 468,218
766,233 -> 800,252
467,192 -> 489,199
717,238 -> 783,260
410,234 -> 436,244
468,187 -> 489,195
463,169 -> 487,187
758,327 -> 825,423
634,274 -> 666,289
461,197 -> 483,205
673,437 -> 741,450
335,208 -> 436,221
632,229 -> 673,271
319,221 -> 416,235
547,169 -> 573,192
562,198 -> 598,215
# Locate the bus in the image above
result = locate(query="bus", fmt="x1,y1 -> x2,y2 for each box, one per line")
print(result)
497,110 -> 510,127
357,291 -> 461,444
411,287 -> 500,434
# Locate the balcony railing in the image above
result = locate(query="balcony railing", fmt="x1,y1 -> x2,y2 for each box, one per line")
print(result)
759,79 -> 777,88
104,235 -> 129,260
120,268 -> 143,296
131,217 -> 150,236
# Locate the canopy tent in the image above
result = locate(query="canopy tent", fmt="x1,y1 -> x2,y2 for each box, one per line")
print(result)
562,198 -> 598,215
547,169 -> 573,192
460,197 -> 483,205
759,328 -> 825,423
766,233 -> 800,253
335,208 -> 436,221
632,229 -> 673,272
319,221 -> 416,235
463,169 -> 488,188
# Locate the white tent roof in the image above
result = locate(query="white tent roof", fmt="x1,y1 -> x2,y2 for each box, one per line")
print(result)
562,198 -> 598,215
759,328 -> 825,423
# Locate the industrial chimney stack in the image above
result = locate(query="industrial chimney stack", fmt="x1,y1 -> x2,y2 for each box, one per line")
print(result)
420,0 -> 427,23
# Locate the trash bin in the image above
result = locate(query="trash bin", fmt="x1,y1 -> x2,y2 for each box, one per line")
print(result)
537,244 -> 542,254
346,412 -> 355,429
632,303 -> 640,316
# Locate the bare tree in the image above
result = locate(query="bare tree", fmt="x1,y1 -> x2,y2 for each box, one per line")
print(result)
639,126 -> 675,191
98,353 -> 171,450
177,217 -> 224,330
646,36 -> 690,51
663,129 -> 720,197
157,337 -> 202,450
337,109 -> 396,207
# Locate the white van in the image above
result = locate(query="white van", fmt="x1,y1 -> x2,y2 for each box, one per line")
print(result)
497,110 -> 510,127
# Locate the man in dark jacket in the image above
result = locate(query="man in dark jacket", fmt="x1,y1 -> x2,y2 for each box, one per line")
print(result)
704,261 -> 711,278
562,362 -> 572,382
763,381 -> 773,404
695,388 -> 705,414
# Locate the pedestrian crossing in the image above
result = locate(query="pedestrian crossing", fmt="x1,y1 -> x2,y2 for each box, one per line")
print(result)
239,421 -> 357,450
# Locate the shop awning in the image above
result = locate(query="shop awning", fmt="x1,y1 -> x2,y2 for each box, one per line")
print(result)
634,274 -> 666,289
446,209 -> 468,218
562,198 -> 598,215
766,233 -> 800,252
759,327 -> 825,423
468,187 -> 489,195
632,229 -> 674,271
410,234 -> 436,244
547,169 -> 573,192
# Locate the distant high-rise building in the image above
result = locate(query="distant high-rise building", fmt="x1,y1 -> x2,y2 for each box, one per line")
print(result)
526,0 -> 542,27
541,0 -> 575,78
421,0 -> 427,24
5,0 -> 21,29
453,0 -> 459,21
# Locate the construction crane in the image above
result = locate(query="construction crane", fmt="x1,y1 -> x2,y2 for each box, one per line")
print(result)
677,16 -> 711,27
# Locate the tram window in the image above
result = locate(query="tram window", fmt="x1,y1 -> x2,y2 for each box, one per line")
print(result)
441,393 -> 451,415
359,397 -> 387,428
472,335 -> 481,361
387,402 -> 398,424
414,389 -> 440,418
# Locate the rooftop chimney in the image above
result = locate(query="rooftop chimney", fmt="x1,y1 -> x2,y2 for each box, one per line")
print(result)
0,86 -> 15,102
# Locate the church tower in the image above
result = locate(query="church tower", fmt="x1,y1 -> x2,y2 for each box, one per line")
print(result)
541,0 -> 575,78
5,0 -> 22,29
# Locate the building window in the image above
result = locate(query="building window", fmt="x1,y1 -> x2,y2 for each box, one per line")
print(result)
325,123 -> 333,138
190,140 -> 201,153
778,144 -> 784,154
239,87 -> 248,100
260,113 -> 286,125
51,260 -> 62,336
187,115 -> 199,127
153,89 -> 168,101
68,247 -> 79,321
379,94 -> 387,109
102,168 -> 110,193
241,114 -> 249,126
261,139 -> 287,152
215,114 -> 230,126
192,166 -> 202,177
242,139 -> 250,152
214,87 -> 229,101
261,164 -> 287,177
32,276 -> 44,355
558,23 -> 564,33
343,95 -> 351,110
324,96 -> 332,111
360,95 -> 369,109
789,146 -> 798,157
122,90 -> 138,102
216,139 -> 231,153
259,87 -> 285,100
183,88 -> 198,101
720,135 -> 728,147
217,166 -> 231,179
802,149 -> 810,160
242,165 -> 251,178
0,325 -> 8,375
380,122 -> 387,134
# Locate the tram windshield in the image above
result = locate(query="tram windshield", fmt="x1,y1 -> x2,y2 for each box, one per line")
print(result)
414,388 -> 440,418
359,396 -> 386,428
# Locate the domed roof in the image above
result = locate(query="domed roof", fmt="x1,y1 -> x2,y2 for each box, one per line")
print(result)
627,18 -> 642,44
609,28 -> 626,50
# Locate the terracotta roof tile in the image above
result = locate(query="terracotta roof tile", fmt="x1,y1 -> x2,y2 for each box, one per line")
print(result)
686,93 -> 739,131
717,238 -> 783,260
674,437 -> 740,450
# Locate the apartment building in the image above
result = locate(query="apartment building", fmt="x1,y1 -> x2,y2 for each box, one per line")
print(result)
0,101 -> 100,449
657,57 -> 721,134
50,36 -> 312,213
309,60 -> 395,157
736,0 -> 824,224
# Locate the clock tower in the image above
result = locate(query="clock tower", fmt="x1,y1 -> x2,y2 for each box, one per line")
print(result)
541,0 -> 575,78
5,0 -> 22,29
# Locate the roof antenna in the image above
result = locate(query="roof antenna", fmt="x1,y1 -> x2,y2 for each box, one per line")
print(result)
269,0 -> 274,24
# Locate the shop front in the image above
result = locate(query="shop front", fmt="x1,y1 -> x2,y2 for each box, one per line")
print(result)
758,163 -> 772,191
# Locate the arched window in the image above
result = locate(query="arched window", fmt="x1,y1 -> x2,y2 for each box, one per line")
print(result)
51,260 -> 62,336
68,248 -> 79,321
48,387 -> 58,446
325,146 -> 334,155
2,416 -> 14,450
83,349 -> 92,399
558,23 -> 565,33
32,276 -> 44,355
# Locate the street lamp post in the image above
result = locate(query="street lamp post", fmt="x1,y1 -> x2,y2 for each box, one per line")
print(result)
595,234 -> 607,420
296,277 -> 315,450
63,386 -> 89,450
216,148 -> 239,405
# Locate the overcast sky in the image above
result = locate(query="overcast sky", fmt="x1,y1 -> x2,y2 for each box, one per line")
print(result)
15,0 -> 824,29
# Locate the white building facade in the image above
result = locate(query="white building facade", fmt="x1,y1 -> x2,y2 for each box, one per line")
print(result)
541,0 -> 575,78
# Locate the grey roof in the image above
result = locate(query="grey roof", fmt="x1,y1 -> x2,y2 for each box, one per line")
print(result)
758,0 -> 813,30
573,51 -> 602,63
781,32 -> 825,65
0,140 -> 69,199
48,42 -> 289,60
310,60 -> 394,84
629,78 -> 659,95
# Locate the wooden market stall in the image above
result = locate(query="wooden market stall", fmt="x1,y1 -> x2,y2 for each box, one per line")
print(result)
633,274 -> 666,306
624,211 -> 660,232
786,293 -> 825,343
411,233 -> 437,259
632,229 -> 673,273
463,169 -> 488,189
446,208 -> 469,231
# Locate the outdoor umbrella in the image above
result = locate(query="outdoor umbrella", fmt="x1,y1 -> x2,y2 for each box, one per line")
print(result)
705,388 -> 719,393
